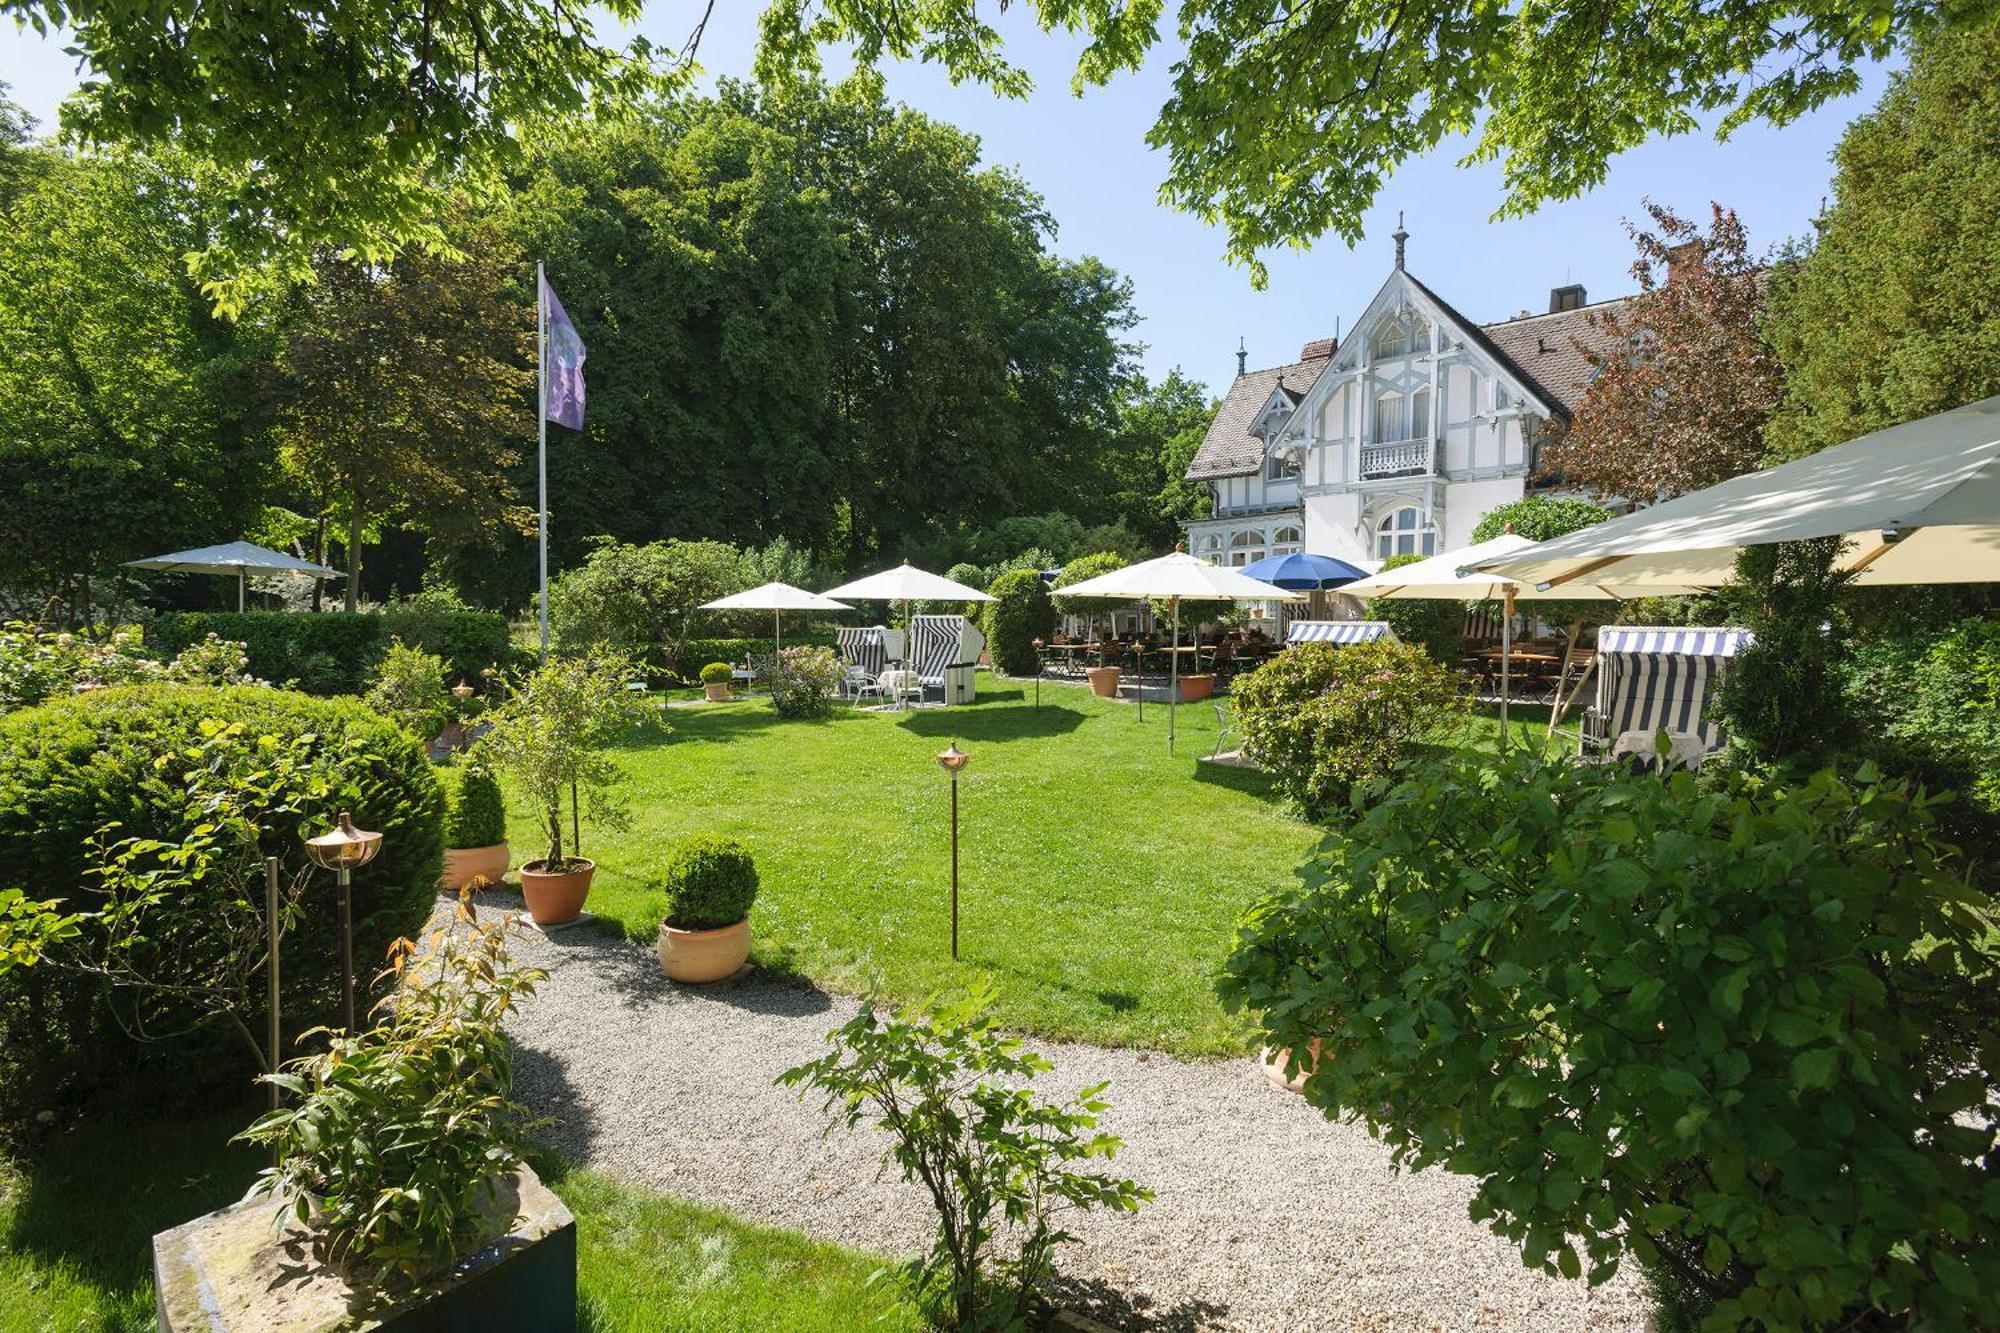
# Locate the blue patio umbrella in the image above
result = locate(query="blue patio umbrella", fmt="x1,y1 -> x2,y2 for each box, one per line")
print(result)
1235,551 -> 1368,590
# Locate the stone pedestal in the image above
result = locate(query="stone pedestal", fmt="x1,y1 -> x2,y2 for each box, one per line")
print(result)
153,1163 -> 575,1332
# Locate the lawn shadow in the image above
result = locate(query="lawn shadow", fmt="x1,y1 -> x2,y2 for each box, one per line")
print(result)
1187,758 -> 1279,800
896,701 -> 1087,742
1043,1273 -> 1230,1333
5,1100 -> 264,1305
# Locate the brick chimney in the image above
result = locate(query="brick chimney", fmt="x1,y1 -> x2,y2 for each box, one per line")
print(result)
1666,241 -> 1705,285
1299,335 -> 1338,360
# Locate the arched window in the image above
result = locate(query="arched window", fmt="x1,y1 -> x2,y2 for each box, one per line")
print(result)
1197,533 -> 1221,556
1375,506 -> 1437,560
1371,311 -> 1431,361
1272,526 -> 1303,555
1229,530 -> 1266,567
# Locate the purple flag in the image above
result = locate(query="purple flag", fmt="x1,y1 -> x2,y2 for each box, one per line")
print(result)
540,273 -> 586,430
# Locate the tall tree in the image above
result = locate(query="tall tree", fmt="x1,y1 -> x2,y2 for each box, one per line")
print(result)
1539,203 -> 1780,501
1118,370 -> 1216,546
274,232 -> 534,611
0,149 -> 273,626
1763,14 -> 2000,461
753,1 -> 1979,280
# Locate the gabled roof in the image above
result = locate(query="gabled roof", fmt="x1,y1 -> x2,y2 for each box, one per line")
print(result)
1474,296 -> 1632,416
1185,352 -> 1335,480
1185,271 -> 1637,481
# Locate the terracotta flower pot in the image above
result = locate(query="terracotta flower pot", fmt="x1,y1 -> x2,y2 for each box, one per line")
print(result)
703,682 -> 731,702
1086,665 -> 1122,698
657,917 -> 750,984
440,841 -> 509,893
519,858 -> 594,925
1178,673 -> 1215,703
1260,1039 -> 1324,1093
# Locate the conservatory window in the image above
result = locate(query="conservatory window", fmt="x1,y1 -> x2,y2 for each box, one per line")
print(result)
1272,526 -> 1304,555
1229,530 -> 1265,567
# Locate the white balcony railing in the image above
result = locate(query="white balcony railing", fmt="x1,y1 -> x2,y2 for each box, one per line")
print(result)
1359,437 -> 1436,479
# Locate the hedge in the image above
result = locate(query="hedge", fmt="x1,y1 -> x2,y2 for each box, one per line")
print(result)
657,634 -> 837,685
439,762 -> 507,849
985,569 -> 1056,676
0,685 -> 444,1129
149,608 -> 512,696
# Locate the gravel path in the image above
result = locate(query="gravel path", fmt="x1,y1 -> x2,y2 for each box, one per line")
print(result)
463,896 -> 1651,1332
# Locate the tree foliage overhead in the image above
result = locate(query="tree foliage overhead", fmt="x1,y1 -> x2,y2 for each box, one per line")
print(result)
1762,14 -> 2000,462
1540,202 -> 1780,502
8,0 -> 687,307
752,0 -> 1981,280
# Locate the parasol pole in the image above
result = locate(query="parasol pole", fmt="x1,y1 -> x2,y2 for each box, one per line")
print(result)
1169,596 -> 1180,753
1500,585 -> 1515,748
237,568 -> 246,613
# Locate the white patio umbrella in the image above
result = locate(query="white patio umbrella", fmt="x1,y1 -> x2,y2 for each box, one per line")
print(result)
1056,551 -> 1302,751
699,582 -> 853,664
1468,395 -> 2000,591
1344,534 -> 1701,740
125,540 -> 340,612
821,564 -> 994,664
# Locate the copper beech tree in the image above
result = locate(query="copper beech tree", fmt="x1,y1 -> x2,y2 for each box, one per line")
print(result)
1540,203 -> 1781,502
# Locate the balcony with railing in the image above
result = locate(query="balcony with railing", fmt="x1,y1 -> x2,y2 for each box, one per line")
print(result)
1359,436 -> 1437,480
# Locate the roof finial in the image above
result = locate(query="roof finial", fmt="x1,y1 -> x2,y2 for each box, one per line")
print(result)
1392,211 -> 1408,270
1236,336 -> 1247,378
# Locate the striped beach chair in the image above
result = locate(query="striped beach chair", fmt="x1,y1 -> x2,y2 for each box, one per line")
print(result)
1589,626 -> 1753,756
1285,620 -> 1396,647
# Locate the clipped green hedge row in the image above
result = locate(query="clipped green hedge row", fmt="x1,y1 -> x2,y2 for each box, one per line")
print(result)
149,608 -> 513,695
656,634 -> 837,684
0,685 -> 444,1128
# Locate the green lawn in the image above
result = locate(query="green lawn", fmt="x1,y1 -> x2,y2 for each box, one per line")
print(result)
506,677 -> 1548,1056
0,1105 -> 912,1333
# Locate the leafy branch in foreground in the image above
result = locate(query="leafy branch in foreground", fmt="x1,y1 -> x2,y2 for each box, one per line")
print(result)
781,985 -> 1151,1330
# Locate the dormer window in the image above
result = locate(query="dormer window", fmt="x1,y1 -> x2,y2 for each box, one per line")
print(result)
1371,310 -> 1431,361
1264,443 -> 1302,482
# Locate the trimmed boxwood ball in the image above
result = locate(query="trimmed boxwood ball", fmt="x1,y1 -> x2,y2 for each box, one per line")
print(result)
0,684 -> 444,1129
698,661 -> 734,685
438,762 -> 507,849
656,834 -> 759,931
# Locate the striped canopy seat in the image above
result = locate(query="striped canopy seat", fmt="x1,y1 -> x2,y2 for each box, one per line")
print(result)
1590,626 -> 1753,755
1285,620 -> 1396,647
836,626 -> 889,678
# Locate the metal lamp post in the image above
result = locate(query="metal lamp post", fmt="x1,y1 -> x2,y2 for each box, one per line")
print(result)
304,811 -> 383,1031
935,742 -> 970,960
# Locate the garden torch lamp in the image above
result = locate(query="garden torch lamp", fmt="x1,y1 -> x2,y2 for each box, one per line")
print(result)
935,742 -> 970,960
305,811 -> 382,1032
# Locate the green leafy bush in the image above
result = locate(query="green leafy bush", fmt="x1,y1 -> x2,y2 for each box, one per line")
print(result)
0,622 -> 163,710
547,538 -> 752,668
781,986 -> 1150,1330
1847,614 -> 2000,815
364,638 -> 452,740
438,763 -> 506,849
698,660 -> 734,685
0,685 -> 443,1127
238,900 -> 546,1282
1220,753 -> 2000,1331
148,608 -> 509,696
769,646 -> 845,719
661,635 -> 836,685
1231,639 -> 1464,817
655,834 -> 759,930
1050,551 -> 1131,637
1713,537 -> 1855,768
1362,554 -> 1464,663
476,651 -> 653,870
984,568 -> 1056,676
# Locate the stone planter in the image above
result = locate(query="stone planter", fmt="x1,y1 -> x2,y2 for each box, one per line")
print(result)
1260,1039 -> 1323,1093
703,682 -> 731,702
1177,673 -> 1215,703
1085,665 -> 1122,698
154,1163 -> 575,1333
440,842 -> 509,893
519,858 -> 594,926
657,917 -> 750,984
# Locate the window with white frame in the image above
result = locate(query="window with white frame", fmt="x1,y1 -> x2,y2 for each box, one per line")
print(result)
1272,526 -> 1304,555
1197,533 -> 1221,557
1264,443 -> 1302,481
1375,506 -> 1437,559
1374,391 -> 1406,444
1410,386 -> 1431,439
1229,530 -> 1265,567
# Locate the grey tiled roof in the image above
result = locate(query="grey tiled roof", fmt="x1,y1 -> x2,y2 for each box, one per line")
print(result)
1184,355 -> 1333,480
1184,287 -> 1636,480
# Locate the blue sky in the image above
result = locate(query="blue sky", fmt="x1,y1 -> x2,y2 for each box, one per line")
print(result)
1,5 -> 1894,397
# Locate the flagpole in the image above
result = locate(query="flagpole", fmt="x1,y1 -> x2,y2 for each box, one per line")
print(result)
537,260 -> 549,663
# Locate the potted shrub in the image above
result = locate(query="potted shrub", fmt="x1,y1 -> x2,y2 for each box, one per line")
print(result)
476,651 -> 652,925
438,761 -> 509,892
157,907 -> 577,1332
698,660 -> 733,702
654,834 -> 758,983
1178,671 -> 1215,703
